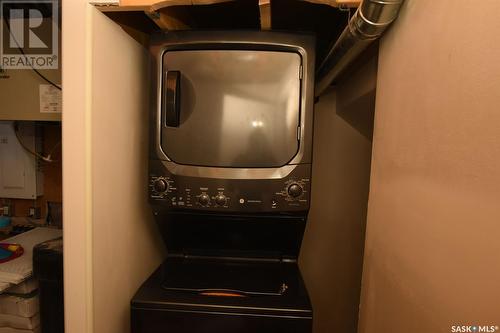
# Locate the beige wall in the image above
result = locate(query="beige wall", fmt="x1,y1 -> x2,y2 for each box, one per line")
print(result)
63,4 -> 164,333
359,1 -> 500,332
62,2 -> 93,333
300,55 -> 377,333
90,8 -> 164,333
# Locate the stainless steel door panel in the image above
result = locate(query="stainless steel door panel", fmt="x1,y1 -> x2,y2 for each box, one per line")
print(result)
161,50 -> 301,168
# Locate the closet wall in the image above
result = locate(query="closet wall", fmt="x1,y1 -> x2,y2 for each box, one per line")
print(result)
301,54 -> 377,333
359,0 -> 500,332
63,5 -> 164,333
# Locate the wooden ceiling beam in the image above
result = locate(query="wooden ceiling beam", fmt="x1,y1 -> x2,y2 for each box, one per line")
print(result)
143,0 -> 233,31
145,6 -> 193,30
258,0 -> 271,30
94,0 -> 362,32
100,0 -> 360,10
301,0 -> 361,8
119,0 -> 235,8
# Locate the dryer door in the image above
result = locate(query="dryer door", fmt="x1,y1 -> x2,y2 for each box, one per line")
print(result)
160,50 -> 302,168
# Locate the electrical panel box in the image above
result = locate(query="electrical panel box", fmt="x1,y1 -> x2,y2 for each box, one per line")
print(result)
0,121 -> 43,199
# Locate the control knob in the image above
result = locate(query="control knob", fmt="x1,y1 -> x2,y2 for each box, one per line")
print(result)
215,194 -> 227,206
198,193 -> 210,206
153,179 -> 168,193
287,183 -> 303,198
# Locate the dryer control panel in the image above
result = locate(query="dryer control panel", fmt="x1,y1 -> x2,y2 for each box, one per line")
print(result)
149,160 -> 311,213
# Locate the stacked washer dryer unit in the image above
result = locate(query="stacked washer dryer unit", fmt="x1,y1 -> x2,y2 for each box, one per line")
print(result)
131,31 -> 315,333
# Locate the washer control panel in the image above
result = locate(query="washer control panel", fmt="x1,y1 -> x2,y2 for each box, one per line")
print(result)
149,161 -> 312,213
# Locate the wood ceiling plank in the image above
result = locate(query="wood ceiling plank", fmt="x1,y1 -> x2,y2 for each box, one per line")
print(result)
115,0 -> 359,9
119,0 -> 236,9
259,0 -> 271,30
191,0 -> 236,5
301,0 -> 360,7
95,5 -> 150,12
145,6 -> 192,30
95,0 -> 357,37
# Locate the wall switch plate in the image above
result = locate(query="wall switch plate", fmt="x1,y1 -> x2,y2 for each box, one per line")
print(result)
2,204 -> 13,216
29,207 -> 41,219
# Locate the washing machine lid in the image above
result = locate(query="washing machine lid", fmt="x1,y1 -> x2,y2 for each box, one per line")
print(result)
161,257 -> 287,297
160,49 -> 302,168
132,257 -> 312,318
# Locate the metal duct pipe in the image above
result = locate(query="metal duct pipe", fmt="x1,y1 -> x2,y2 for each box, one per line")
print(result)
315,0 -> 404,96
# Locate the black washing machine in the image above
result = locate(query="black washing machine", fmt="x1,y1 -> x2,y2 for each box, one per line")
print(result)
132,31 -> 316,333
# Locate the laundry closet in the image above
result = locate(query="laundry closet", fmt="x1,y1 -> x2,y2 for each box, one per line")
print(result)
62,1 -> 500,333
